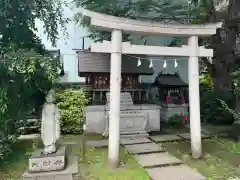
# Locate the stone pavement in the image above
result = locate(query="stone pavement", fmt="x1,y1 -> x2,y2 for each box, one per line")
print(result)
177,132 -> 211,140
87,136 -> 206,180
121,136 -> 206,180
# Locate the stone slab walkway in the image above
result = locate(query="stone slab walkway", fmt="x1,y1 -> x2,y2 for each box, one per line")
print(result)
124,143 -> 164,154
149,134 -> 182,143
177,133 -> 211,140
86,136 -> 206,179
120,137 -> 152,145
19,134 -> 40,140
135,152 -> 182,168
146,165 -> 206,180
121,136 -> 206,180
185,124 -> 232,137
85,139 -> 108,148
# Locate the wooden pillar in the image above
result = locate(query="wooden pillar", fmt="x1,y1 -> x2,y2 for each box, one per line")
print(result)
188,36 -> 202,158
108,29 -> 122,168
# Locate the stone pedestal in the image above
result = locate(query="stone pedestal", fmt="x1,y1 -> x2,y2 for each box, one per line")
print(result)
22,153 -> 78,180
29,146 -> 66,173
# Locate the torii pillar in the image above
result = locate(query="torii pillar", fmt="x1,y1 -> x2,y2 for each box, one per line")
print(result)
188,36 -> 202,158
108,29 -> 122,168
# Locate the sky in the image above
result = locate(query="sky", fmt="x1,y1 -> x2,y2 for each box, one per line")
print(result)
35,2 -> 92,82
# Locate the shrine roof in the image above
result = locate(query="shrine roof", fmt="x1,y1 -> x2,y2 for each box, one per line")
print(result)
153,73 -> 188,87
78,51 -> 154,76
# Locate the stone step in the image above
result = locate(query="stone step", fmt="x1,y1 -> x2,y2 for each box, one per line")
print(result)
120,130 -> 148,135
120,133 -> 149,139
149,135 -> 183,143
86,139 -> 108,148
86,136 -> 151,148
146,165 -> 206,180
135,152 -> 182,168
120,137 -> 152,145
177,133 -> 211,140
125,143 -> 164,154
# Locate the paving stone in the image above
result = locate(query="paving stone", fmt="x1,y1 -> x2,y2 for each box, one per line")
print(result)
150,135 -> 182,142
135,152 -> 182,168
86,140 -> 108,148
36,176 -> 54,180
218,132 -> 229,137
177,133 -> 211,140
54,174 -> 72,180
186,125 -> 212,135
201,128 -> 212,135
202,133 -> 212,138
120,137 -> 152,145
125,143 -> 164,154
18,134 -> 40,140
22,177 -> 36,180
146,165 -> 206,180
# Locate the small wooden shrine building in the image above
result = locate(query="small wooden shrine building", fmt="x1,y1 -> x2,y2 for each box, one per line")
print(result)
78,51 -> 154,104
153,72 -> 188,104
153,72 -> 189,122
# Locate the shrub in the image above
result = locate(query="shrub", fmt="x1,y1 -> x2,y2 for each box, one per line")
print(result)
200,73 -> 213,92
200,91 -> 234,125
0,48 -> 60,162
200,74 -> 235,125
168,114 -> 185,128
56,89 -> 89,134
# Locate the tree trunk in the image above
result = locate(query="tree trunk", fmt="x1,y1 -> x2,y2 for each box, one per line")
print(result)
201,0 -> 237,92
205,28 -> 236,91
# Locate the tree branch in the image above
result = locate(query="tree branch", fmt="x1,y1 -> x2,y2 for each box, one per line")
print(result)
201,57 -> 215,75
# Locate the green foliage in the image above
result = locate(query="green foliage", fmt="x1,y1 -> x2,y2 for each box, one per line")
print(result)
0,48 -> 60,161
0,0 -> 69,47
218,98 -> 240,122
200,73 -> 213,91
200,91 -> 234,125
200,73 -> 235,125
74,0 -> 189,41
232,69 -> 240,92
56,89 -> 89,134
0,0 -> 67,164
168,114 -> 185,128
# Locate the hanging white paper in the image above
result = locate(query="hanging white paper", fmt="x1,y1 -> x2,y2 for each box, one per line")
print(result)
163,60 -> 167,69
149,59 -> 153,68
174,59 -> 178,68
137,57 -> 141,67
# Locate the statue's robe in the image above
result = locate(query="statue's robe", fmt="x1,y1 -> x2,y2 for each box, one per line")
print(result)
41,103 -> 60,153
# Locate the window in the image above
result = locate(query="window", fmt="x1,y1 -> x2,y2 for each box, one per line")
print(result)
93,75 -> 109,89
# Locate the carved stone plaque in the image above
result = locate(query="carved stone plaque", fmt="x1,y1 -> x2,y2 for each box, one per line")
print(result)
28,146 -> 66,172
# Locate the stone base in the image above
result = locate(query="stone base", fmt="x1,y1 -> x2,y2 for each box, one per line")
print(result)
22,156 -> 78,180
28,146 -> 66,173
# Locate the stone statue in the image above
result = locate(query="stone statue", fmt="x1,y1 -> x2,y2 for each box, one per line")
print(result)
41,89 -> 61,154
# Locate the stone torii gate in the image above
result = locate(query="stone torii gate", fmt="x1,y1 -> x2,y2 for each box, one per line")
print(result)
81,9 -> 222,168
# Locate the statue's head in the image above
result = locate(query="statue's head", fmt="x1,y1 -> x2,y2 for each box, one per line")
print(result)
46,89 -> 56,103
